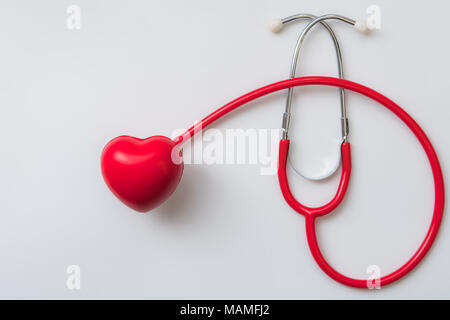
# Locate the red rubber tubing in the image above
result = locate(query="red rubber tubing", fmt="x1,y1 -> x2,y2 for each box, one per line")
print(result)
278,140 -> 351,218
174,76 -> 445,289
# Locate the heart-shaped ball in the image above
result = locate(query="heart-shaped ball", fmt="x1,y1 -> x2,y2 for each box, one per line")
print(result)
101,135 -> 184,212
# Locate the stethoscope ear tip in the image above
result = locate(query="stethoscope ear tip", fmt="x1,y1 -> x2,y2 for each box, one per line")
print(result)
354,20 -> 370,34
269,19 -> 284,33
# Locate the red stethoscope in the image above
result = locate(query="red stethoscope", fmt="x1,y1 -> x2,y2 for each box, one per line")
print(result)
101,14 -> 444,289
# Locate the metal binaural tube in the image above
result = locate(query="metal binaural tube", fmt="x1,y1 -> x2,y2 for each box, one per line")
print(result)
282,14 -> 356,142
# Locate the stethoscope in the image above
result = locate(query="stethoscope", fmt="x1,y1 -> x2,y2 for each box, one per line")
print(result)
101,13 -> 445,289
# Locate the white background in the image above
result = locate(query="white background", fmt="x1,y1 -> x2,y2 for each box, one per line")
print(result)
0,0 -> 449,299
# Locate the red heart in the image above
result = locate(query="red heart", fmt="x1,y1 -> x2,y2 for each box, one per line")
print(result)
101,135 -> 184,212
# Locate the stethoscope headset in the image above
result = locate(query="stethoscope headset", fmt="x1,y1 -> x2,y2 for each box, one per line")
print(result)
101,13 -> 445,289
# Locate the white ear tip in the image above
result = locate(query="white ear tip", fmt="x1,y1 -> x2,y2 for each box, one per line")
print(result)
269,19 -> 284,33
354,20 -> 369,33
